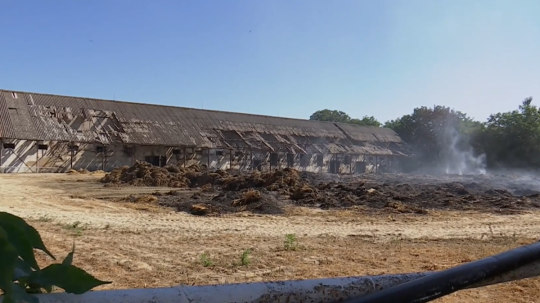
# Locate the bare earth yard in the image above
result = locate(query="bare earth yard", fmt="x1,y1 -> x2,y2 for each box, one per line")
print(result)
1,173 -> 539,302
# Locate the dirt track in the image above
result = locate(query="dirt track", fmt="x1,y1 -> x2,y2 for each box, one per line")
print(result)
5,173 -> 540,239
1,172 -> 540,302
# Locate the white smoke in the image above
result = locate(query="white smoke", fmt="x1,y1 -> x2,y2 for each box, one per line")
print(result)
442,127 -> 486,175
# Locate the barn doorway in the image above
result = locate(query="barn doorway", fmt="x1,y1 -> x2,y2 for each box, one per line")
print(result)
145,156 -> 167,167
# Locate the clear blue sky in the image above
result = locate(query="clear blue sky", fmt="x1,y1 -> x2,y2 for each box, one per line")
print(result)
1,1 -> 539,123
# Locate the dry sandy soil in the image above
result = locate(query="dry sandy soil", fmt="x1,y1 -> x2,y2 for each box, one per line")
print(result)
1,173 -> 540,302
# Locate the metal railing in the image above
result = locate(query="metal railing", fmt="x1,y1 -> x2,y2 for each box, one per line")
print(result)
1,240 -> 539,303
342,240 -> 540,302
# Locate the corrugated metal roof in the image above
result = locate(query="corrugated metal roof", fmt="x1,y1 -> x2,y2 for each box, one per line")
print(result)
334,123 -> 403,143
0,93 -> 14,138
2,92 -> 39,141
0,89 -> 408,155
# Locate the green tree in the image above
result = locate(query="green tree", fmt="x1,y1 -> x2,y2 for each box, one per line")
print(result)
309,109 -> 351,123
384,105 -> 483,171
481,97 -> 540,169
309,109 -> 381,127
350,116 -> 382,127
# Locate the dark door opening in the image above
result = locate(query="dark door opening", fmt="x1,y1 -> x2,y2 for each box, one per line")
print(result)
316,154 -> 324,167
145,156 -> 167,167
355,161 -> 366,174
300,154 -> 310,167
270,153 -> 278,166
253,159 -> 262,171
329,160 -> 340,174
286,154 -> 294,167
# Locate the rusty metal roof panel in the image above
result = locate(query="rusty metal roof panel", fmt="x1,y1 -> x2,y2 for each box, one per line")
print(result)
27,106 -> 76,142
356,144 -> 396,155
203,110 -> 345,138
28,94 -> 119,144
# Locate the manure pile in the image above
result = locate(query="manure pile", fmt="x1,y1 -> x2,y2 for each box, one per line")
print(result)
101,162 -> 540,216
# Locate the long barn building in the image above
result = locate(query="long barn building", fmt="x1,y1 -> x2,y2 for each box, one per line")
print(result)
0,89 -> 408,174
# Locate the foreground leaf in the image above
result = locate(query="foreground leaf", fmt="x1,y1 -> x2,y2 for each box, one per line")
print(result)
0,227 -> 18,291
13,258 -> 33,280
62,242 -> 75,266
3,283 -> 39,303
0,212 -> 55,260
28,264 -> 111,294
0,219 -> 38,270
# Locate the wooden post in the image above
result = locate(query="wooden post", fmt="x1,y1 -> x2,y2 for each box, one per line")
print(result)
158,147 -> 162,167
183,147 -> 187,168
70,144 -> 74,169
229,149 -> 233,170
335,153 -> 338,174
250,149 -> 253,171
36,143 -> 39,173
0,139 -> 4,172
102,146 -> 106,171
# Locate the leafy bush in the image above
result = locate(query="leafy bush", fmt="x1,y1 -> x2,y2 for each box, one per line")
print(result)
200,252 -> 213,267
240,249 -> 251,266
0,212 -> 111,303
284,234 -> 299,251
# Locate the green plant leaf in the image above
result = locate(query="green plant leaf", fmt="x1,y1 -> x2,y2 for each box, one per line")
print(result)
0,227 -> 18,291
13,258 -> 33,280
0,216 -> 39,270
23,279 -> 53,294
28,263 -> 111,295
3,283 -> 39,303
62,242 -> 75,266
0,212 -> 55,260
42,284 -> 53,294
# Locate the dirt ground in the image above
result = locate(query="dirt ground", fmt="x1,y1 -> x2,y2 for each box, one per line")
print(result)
1,172 -> 540,302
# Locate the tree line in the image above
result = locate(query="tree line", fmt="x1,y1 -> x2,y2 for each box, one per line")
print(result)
309,98 -> 540,171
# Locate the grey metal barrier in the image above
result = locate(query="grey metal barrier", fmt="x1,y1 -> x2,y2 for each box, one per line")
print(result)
1,241 -> 539,302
